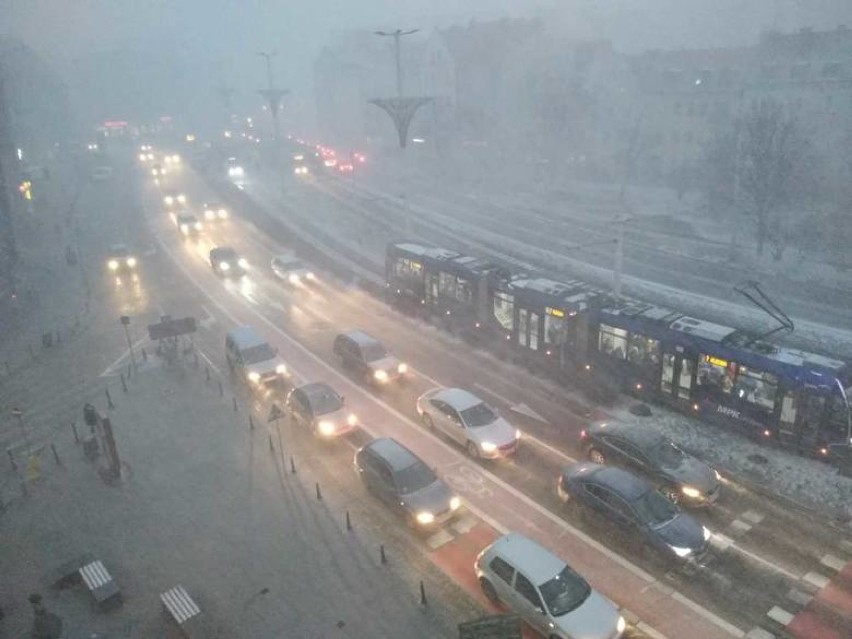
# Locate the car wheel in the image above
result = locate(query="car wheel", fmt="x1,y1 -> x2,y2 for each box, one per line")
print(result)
589,448 -> 606,465
479,577 -> 499,603
422,414 -> 435,431
466,441 -> 480,459
661,485 -> 680,504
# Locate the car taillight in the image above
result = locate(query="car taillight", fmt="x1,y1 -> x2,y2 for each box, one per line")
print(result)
579,429 -> 587,440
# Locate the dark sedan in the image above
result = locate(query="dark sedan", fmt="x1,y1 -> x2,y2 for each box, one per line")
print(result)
557,463 -> 711,564
581,422 -> 721,506
209,246 -> 248,277
354,437 -> 461,528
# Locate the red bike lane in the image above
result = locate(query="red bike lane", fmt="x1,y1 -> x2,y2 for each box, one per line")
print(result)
788,562 -> 852,639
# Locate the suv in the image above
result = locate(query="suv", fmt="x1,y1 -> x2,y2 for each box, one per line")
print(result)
475,533 -> 625,639
354,437 -> 460,528
176,212 -> 202,236
557,463 -> 711,564
285,382 -> 357,438
225,326 -> 288,387
333,331 -> 407,385
210,246 -> 247,277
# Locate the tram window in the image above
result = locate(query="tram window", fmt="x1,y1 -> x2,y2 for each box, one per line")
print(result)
394,257 -> 422,279
627,334 -> 660,366
544,313 -> 564,344
493,292 -> 514,330
827,394 -> 848,434
456,278 -> 473,304
439,271 -> 456,298
733,365 -> 777,410
598,324 -> 627,359
697,354 -> 736,394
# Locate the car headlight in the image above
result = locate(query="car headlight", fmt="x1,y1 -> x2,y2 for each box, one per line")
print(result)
172,155 -> 181,163
415,511 -> 435,525
165,197 -> 174,205
138,154 -> 146,161
374,370 -> 388,382
219,261 -> 230,271
194,222 -> 202,231
205,210 -> 214,219
108,260 -> 119,270
318,421 -> 336,436
347,413 -> 357,426
480,442 -> 497,453
306,271 -> 315,280
275,364 -> 287,375
450,496 -> 461,511
516,429 -> 522,440
237,258 -> 249,269
126,257 -> 137,267
178,195 -> 186,204
147,153 -> 154,160
681,486 -> 702,499
617,616 -> 626,633
247,371 -> 261,383
397,363 -> 408,374
703,526 -> 711,541
288,274 -> 300,284
669,545 -> 693,558
714,469 -> 722,481
180,224 -> 189,233
218,209 -> 227,218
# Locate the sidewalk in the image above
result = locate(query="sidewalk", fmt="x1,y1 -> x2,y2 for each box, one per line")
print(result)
0,358 -> 472,638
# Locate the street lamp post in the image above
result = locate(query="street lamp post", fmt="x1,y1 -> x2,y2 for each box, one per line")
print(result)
120,315 -> 136,374
375,29 -> 419,98
256,51 -> 287,142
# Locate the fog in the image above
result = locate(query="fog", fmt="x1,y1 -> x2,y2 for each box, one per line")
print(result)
4,0 -> 852,130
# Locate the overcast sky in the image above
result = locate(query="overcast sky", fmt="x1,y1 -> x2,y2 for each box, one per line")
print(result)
3,0 -> 852,128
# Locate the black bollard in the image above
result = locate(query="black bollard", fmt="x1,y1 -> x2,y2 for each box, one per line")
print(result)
205,365 -> 210,381
218,380 -> 223,396
70,421 -> 79,444
232,397 -> 238,412
28,344 -> 35,359
268,434 -> 274,451
290,456 -> 296,474
380,545 -> 387,564
315,483 -> 322,501
346,510 -> 352,531
419,581 -> 427,606
105,388 -> 115,409
249,414 -> 255,430
7,449 -> 18,473
120,372 -> 128,393
142,347 -> 147,362
51,443 -> 61,466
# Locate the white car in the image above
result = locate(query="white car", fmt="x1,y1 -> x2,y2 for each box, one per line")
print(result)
271,253 -> 315,284
475,533 -> 625,639
415,388 -> 519,459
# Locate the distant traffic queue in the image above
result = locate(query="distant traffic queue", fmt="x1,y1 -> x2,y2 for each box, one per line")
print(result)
385,242 -> 851,460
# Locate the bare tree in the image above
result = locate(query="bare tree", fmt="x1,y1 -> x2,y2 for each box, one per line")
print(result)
702,99 -> 815,258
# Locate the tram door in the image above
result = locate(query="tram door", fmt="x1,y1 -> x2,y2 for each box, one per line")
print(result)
517,309 -> 540,352
660,349 -> 695,401
425,272 -> 440,308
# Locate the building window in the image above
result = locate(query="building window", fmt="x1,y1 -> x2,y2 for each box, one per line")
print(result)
493,292 -> 514,331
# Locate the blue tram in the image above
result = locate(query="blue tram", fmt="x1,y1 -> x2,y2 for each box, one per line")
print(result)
385,242 -> 851,457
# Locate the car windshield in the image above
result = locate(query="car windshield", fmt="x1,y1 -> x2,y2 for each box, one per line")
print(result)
109,246 -> 128,257
214,249 -> 237,261
178,215 -> 195,224
394,462 -> 437,494
363,342 -> 387,362
460,402 -> 497,427
646,438 -> 685,468
539,566 -> 592,617
632,488 -> 679,526
240,343 -> 276,365
307,387 -> 343,414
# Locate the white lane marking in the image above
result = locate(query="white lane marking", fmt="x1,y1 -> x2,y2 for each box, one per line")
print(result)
410,366 -> 443,388
671,592 -> 745,637
802,571 -> 830,589
510,402 -> 548,424
523,432 -> 577,464
197,348 -> 221,374
709,532 -> 734,552
730,519 -> 751,534
99,336 -> 151,377
740,510 -> 764,525
426,530 -> 454,549
744,628 -> 775,639
156,234 -> 744,638
766,606 -> 794,626
724,540 -> 800,581
473,382 -> 513,405
199,304 -> 216,328
840,539 -> 852,555
785,588 -> 813,607
637,622 -> 671,639
820,553 -> 846,571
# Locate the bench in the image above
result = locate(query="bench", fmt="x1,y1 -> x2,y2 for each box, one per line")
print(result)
79,559 -> 121,606
161,585 -> 203,638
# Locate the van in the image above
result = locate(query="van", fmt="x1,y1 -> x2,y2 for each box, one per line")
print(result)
225,326 -> 289,387
333,330 -> 407,385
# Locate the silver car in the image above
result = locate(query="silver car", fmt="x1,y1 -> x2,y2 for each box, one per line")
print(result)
475,533 -> 625,639
271,253 -> 316,285
415,388 -> 520,459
